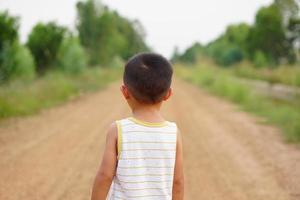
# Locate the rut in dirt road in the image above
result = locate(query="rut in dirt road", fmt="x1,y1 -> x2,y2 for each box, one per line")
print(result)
0,79 -> 299,200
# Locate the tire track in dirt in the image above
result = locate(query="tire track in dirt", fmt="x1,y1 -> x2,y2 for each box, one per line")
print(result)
0,79 -> 299,200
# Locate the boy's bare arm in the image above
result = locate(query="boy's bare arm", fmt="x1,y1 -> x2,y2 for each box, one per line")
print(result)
172,131 -> 184,200
91,123 -> 118,200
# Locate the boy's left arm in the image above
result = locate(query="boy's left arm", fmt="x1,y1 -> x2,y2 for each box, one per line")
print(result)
91,123 -> 118,200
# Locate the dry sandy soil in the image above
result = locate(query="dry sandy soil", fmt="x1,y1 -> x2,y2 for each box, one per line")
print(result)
0,79 -> 299,200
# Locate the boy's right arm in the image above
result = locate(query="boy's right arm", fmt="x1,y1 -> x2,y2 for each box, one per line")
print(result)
172,130 -> 184,200
91,123 -> 118,200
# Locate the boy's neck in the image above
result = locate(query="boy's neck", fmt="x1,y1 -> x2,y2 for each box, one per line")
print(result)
131,102 -> 165,123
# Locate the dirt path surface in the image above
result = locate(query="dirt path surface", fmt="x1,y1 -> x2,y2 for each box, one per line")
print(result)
0,79 -> 299,200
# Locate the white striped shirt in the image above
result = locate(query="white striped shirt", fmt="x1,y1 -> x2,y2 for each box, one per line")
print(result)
107,117 -> 178,200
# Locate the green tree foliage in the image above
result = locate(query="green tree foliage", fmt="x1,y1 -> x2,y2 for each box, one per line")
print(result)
223,23 -> 250,56
76,0 -> 148,65
0,11 -> 19,73
206,39 -> 244,66
27,22 -> 66,73
0,11 -> 18,55
176,1 -> 298,67
286,21 -> 298,63
286,17 -> 300,62
253,50 -> 268,68
0,11 -> 35,82
119,19 -> 148,59
275,0 -> 299,24
76,0 -> 101,65
246,4 -> 290,64
172,43 -> 204,63
273,0 -> 299,62
205,23 -> 250,66
0,41 -> 35,82
57,37 -> 87,74
287,18 -> 300,45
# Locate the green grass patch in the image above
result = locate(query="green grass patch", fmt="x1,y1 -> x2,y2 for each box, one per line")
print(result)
0,68 -> 121,119
176,64 -> 300,143
232,62 -> 300,86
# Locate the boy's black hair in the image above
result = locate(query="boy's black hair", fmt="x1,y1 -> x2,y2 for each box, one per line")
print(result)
124,53 -> 173,104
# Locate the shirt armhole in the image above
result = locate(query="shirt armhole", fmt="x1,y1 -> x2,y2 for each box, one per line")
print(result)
176,125 -> 179,148
116,120 -> 122,160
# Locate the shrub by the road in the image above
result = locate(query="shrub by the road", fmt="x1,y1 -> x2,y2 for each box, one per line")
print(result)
0,42 -> 35,82
57,37 -> 87,74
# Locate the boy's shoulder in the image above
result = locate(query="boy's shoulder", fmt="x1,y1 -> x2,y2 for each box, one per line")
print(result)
106,122 -> 118,138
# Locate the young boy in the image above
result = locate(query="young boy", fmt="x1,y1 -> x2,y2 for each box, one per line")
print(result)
91,53 -> 184,200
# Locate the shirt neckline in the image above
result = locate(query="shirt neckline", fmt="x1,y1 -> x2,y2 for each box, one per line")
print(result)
128,117 -> 168,127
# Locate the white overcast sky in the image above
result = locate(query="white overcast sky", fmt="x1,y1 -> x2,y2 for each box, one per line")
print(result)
0,0 -> 273,57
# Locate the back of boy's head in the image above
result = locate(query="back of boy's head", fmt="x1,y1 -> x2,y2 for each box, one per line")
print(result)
124,53 -> 173,104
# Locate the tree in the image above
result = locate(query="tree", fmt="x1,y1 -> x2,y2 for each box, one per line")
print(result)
0,11 -> 19,52
246,4 -> 289,64
27,22 -> 66,73
57,37 -> 87,74
287,17 -> 300,62
203,23 -> 250,66
0,11 -> 19,66
206,38 -> 244,66
0,11 -> 35,82
223,23 -> 250,57
174,1 -> 298,66
76,0 -> 148,65
119,18 -> 149,58
76,0 -> 102,65
175,42 -> 203,63
275,0 -> 300,63
275,0 -> 299,25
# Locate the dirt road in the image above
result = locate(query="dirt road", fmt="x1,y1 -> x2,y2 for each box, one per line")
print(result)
0,79 -> 299,200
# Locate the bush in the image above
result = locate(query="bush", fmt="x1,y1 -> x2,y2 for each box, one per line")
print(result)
219,46 -> 243,66
57,37 -> 87,74
0,42 -> 35,82
27,22 -> 66,73
206,39 -> 244,66
253,50 -> 268,68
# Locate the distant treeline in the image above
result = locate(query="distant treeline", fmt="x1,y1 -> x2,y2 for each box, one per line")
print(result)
172,0 -> 300,67
0,0 -> 148,83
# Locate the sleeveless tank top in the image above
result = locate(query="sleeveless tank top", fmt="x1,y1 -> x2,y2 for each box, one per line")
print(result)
107,117 -> 178,200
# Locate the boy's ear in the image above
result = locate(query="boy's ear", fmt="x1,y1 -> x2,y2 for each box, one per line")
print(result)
163,88 -> 172,101
120,85 -> 130,99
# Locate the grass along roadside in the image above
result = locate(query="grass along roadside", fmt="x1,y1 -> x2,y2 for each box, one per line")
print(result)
175,64 -> 300,143
232,63 -> 300,87
0,68 -> 121,120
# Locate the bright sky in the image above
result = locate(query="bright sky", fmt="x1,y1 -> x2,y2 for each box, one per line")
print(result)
0,0 -> 273,57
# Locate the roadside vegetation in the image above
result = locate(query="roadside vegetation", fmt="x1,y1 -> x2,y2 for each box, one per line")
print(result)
231,62 -> 300,87
0,68 -> 121,119
0,0 -> 147,119
176,64 -> 300,143
172,0 -> 300,72
173,0 -> 300,143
